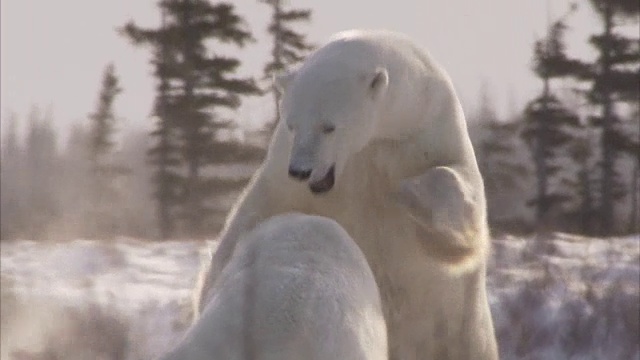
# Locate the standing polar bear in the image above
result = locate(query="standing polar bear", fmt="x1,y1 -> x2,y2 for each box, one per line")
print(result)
163,213 -> 387,360
197,29 -> 498,360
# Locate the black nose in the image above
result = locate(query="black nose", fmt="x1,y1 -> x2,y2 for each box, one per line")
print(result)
288,166 -> 312,180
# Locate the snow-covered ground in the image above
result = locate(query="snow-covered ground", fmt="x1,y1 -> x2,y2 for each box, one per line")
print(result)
1,233 -> 638,360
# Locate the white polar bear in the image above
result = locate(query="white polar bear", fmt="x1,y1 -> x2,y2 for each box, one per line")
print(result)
163,213 -> 387,360
197,29 -> 498,360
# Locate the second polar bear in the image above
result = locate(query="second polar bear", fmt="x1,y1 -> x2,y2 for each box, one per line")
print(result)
197,29 -> 498,360
161,213 -> 387,360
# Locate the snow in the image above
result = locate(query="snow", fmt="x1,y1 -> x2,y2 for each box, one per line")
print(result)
1,238 -> 214,360
489,233 -> 640,360
1,234 -> 638,360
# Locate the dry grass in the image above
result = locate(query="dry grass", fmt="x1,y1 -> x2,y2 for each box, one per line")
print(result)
490,235 -> 640,359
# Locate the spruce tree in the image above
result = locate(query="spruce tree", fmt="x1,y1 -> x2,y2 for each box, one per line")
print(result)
1,112 -> 24,240
149,8 -> 182,239
87,64 -> 129,238
260,0 -> 314,130
473,85 -> 530,231
61,122 -> 92,237
630,106 -> 640,233
575,0 -> 640,234
522,7 -> 584,230
25,106 -> 60,239
565,131 -> 599,234
120,7 -> 183,239
122,0 -> 261,237
1,112 -> 19,163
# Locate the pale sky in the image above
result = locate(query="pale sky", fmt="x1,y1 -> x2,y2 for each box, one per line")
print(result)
1,0 -> 601,144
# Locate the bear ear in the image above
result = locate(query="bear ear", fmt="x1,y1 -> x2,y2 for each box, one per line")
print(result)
273,70 -> 297,94
369,67 -> 389,99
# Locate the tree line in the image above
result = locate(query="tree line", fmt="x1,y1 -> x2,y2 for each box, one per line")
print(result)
1,0 -> 313,240
1,0 -> 637,240
474,0 -> 639,236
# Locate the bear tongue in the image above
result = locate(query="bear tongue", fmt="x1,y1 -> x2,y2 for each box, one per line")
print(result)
309,166 -> 335,194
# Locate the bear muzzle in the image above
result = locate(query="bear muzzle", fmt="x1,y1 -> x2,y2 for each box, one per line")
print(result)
288,165 -> 312,181
309,165 -> 335,194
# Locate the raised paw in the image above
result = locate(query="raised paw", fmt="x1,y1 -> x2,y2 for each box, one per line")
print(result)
391,166 -> 482,263
393,166 -> 474,235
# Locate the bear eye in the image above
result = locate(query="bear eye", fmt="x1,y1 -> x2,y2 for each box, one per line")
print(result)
322,124 -> 336,134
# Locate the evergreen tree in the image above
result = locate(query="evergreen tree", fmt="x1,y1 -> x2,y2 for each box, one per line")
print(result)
260,0 -> 313,130
473,85 -> 530,231
89,64 -> 120,164
122,0 -> 261,237
24,106 -> 60,239
61,122 -> 92,237
565,131 -> 599,234
1,112 -> 20,163
87,64 -> 129,238
143,8 -> 182,239
122,4 -> 184,239
630,104 -> 640,232
118,129 -> 157,238
1,112 -> 24,240
574,0 -> 640,234
522,6 -> 584,231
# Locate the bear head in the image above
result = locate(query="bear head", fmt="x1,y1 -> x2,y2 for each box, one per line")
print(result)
274,62 -> 389,194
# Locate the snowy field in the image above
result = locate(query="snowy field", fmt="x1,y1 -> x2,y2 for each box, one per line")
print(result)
1,233 -> 638,360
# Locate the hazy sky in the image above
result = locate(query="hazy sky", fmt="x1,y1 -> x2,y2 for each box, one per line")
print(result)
1,0 -> 601,142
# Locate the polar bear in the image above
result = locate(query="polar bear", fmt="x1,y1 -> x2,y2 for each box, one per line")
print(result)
162,213 -> 387,360
196,29 -> 498,360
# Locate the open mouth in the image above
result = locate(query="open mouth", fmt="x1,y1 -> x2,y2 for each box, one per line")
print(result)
309,165 -> 335,194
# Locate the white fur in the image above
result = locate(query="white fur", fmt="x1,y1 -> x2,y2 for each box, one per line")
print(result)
198,29 -> 498,360
163,213 -> 387,360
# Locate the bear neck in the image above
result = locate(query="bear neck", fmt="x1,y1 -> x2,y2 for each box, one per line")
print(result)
375,75 -> 478,170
